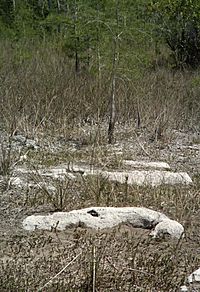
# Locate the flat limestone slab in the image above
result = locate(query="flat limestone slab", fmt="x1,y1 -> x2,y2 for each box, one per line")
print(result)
14,164 -> 192,188
23,207 -> 184,240
101,170 -> 192,187
40,164 -> 192,187
123,160 -> 171,170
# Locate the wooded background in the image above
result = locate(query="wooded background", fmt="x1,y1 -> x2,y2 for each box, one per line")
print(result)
0,0 -> 200,139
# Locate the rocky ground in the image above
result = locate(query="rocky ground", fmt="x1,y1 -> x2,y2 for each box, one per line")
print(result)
0,126 -> 200,291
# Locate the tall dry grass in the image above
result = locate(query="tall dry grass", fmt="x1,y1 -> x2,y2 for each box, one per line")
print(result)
0,40 -> 199,141
0,38 -> 200,292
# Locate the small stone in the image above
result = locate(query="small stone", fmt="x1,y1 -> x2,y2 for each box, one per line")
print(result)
180,285 -> 188,291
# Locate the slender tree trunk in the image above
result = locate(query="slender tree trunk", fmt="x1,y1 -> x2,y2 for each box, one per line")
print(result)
108,37 -> 118,144
86,35 -> 90,70
108,74 -> 116,144
96,4 -> 101,88
136,100 -> 141,128
96,4 -> 102,121
57,0 -> 61,11
47,0 -> 52,10
75,39 -> 80,73
108,1 -> 120,144
73,0 -> 80,73
12,0 -> 16,11
57,0 -> 61,33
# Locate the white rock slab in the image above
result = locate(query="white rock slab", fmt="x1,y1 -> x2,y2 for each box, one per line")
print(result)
10,176 -> 56,193
15,167 -> 76,181
180,267 -> 200,291
42,164 -> 192,187
41,168 -> 76,180
23,207 -> 184,239
101,170 -> 192,187
123,160 -> 171,170
188,267 -> 200,283
14,164 -> 192,187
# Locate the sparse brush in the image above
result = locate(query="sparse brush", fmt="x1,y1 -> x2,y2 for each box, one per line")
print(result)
0,142 -> 12,176
1,228 -> 198,291
1,153 -> 200,291
0,3 -> 199,292
0,40 -> 199,141
0,138 -> 25,177
25,167 -> 75,211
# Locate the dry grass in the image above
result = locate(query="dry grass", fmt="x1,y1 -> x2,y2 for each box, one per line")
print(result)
0,39 -> 200,291
0,161 -> 200,291
0,144 -> 199,291
0,40 -> 199,141
0,142 -> 199,291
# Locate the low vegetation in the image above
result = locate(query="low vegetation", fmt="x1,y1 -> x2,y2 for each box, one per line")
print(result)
0,0 -> 200,291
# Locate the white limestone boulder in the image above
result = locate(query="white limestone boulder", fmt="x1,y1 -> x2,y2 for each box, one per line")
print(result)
150,219 -> 184,239
23,207 -> 184,239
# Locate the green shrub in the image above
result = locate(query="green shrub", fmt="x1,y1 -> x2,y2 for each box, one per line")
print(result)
148,0 -> 200,68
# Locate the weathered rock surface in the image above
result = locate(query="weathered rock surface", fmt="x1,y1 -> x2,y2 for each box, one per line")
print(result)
101,170 -> 192,187
10,176 -> 56,193
123,160 -> 171,170
150,219 -> 184,239
13,159 -> 192,188
39,163 -> 192,187
180,267 -> 200,291
11,134 -> 39,149
188,267 -> 200,283
23,207 -> 184,239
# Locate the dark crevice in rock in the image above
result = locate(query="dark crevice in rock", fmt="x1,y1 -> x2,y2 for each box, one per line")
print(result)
87,209 -> 99,217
